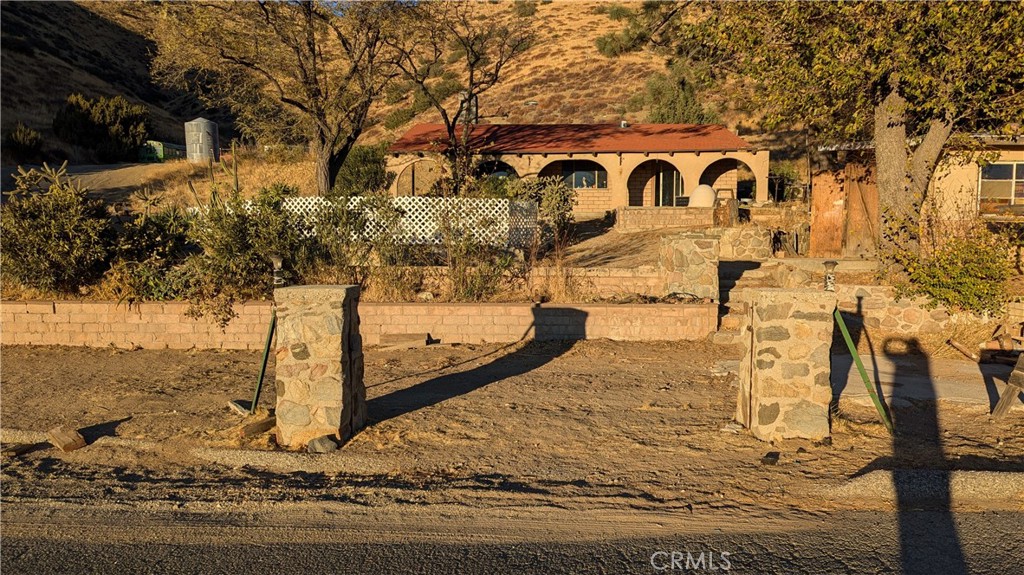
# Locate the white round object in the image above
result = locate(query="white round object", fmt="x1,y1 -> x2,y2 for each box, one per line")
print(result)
689,184 -> 717,208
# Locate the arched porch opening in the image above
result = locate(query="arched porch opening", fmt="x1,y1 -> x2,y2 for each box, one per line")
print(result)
699,158 -> 757,202
538,159 -> 609,190
474,160 -> 519,179
627,160 -> 684,206
396,159 -> 442,196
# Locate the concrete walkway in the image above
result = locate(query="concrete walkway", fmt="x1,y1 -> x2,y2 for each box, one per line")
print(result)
831,353 -> 1024,412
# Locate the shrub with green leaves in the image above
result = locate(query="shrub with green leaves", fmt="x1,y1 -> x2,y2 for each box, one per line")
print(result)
895,227 -> 1011,315
331,144 -> 396,198
52,93 -> 149,163
505,175 -> 577,248
183,183 -> 309,325
0,163 -> 109,292
105,194 -> 195,303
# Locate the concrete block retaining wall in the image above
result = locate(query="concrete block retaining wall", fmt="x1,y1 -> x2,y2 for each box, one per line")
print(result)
532,266 -> 664,298
615,207 -> 715,232
1,300 -> 717,349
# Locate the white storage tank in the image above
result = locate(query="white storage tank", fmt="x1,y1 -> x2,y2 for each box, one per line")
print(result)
185,117 -> 220,163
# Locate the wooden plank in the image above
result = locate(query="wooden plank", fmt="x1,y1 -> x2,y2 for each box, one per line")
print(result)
239,416 -> 276,439
992,355 -> 1024,419
809,168 -> 846,257
843,161 -> 879,258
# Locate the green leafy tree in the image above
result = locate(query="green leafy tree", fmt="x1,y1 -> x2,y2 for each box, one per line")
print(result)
604,1 -> 1024,255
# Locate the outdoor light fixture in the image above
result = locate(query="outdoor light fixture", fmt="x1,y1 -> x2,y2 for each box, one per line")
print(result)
271,253 -> 286,287
823,260 -> 838,292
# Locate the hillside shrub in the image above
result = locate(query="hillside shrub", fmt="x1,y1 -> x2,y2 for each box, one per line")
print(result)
52,93 -> 149,163
513,0 -> 537,17
4,122 -> 43,163
0,163 -> 109,292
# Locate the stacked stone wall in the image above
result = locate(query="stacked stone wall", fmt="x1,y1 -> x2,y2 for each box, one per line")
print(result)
659,233 -> 720,301
717,226 -> 774,260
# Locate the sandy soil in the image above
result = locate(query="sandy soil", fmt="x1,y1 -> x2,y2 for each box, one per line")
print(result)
2,340 -> 1022,514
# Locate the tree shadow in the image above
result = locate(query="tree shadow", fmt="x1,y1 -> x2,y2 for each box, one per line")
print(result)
367,307 -> 586,425
882,338 -> 967,575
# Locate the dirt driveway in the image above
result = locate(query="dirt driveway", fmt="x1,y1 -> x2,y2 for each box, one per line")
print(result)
2,340 -> 1022,513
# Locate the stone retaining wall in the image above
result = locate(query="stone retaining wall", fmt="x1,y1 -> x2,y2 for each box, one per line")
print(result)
731,284 -> 954,335
615,207 -> 715,232
1,299 -> 717,349
717,226 -> 774,260
660,233 -> 720,300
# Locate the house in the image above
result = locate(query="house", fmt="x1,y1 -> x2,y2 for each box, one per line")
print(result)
809,138 -> 1024,258
386,123 -> 770,220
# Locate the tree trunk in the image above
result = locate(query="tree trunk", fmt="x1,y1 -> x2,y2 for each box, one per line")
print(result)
873,90 -> 913,223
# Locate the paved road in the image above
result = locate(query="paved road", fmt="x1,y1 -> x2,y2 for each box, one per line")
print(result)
2,502 -> 1021,574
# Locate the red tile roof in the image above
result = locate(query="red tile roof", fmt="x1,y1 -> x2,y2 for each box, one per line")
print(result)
388,123 -> 751,154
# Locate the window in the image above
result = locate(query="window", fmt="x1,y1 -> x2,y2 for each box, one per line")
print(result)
654,165 -> 683,207
979,162 -> 1024,215
561,160 -> 608,189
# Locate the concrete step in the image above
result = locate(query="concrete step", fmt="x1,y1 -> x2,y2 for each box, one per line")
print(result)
712,329 -> 743,346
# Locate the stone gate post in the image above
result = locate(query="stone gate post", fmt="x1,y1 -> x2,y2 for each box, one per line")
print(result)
735,289 -> 836,441
274,285 -> 366,449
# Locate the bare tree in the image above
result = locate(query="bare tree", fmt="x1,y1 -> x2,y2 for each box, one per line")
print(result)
386,1 -> 534,193
153,1 -> 397,196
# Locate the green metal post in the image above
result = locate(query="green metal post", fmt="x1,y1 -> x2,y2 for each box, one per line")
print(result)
834,308 -> 894,434
250,309 -> 277,415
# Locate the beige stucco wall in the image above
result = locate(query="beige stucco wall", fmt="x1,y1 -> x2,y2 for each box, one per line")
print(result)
386,150 -> 770,215
926,147 -> 1024,235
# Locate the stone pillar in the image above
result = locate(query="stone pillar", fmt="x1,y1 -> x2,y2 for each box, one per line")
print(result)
274,285 -> 366,449
659,233 -> 720,301
735,289 -> 836,441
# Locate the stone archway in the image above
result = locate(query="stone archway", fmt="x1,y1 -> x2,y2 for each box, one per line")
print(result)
627,160 -> 683,206
699,158 -> 757,202
396,159 -> 442,196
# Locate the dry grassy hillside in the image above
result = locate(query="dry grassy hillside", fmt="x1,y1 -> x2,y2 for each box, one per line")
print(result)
0,1 -> 216,151
366,0 -> 669,143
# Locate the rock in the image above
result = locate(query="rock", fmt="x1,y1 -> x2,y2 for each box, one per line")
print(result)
761,451 -> 781,465
306,435 -> 339,453
416,291 -> 435,302
47,425 -> 86,452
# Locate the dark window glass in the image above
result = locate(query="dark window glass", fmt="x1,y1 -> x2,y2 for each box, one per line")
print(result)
982,163 -> 1014,180
1016,163 -> 1024,179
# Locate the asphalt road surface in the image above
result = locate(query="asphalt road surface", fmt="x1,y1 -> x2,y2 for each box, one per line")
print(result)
2,502 -> 1021,574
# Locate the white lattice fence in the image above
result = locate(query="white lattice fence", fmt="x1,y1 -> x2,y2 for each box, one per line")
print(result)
277,196 -> 538,248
